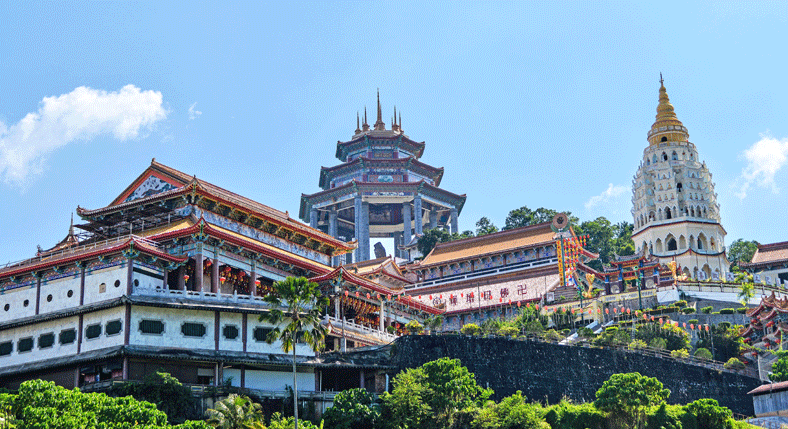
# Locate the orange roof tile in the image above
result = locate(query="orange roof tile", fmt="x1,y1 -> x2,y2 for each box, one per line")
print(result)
419,223 -> 556,267
750,241 -> 788,265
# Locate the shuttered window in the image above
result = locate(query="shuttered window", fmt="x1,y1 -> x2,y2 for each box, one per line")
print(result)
18,338 -> 33,352
253,327 -> 272,342
59,329 -> 76,344
139,320 -> 164,334
106,320 -> 122,336
85,324 -> 102,339
181,323 -> 206,338
38,333 -> 55,349
223,325 -> 239,340
0,341 -> 12,356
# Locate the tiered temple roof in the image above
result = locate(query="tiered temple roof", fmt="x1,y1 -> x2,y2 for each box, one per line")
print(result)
742,241 -> 788,271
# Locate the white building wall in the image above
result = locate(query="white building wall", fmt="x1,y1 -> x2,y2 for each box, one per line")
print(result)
82,265 -> 127,306
218,312 -> 244,352
0,286 -> 38,323
80,307 -> 127,353
129,306 -> 215,350
0,316 -> 80,367
132,263 -> 164,290
243,369 -> 315,392
38,275 -> 82,315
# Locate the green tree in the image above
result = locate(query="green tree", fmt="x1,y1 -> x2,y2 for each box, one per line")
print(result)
695,324 -> 744,362
737,282 -> 754,307
267,412 -> 320,429
381,358 -> 492,429
111,371 -> 200,423
769,350 -> 788,382
727,239 -> 759,269
684,398 -> 733,429
475,217 -> 499,236
593,373 -> 670,429
206,394 -> 264,429
503,206 -> 577,230
416,228 -> 473,257
260,277 -> 329,429
471,391 -> 549,429
0,379 -> 210,429
323,388 -> 380,429
633,322 -> 690,352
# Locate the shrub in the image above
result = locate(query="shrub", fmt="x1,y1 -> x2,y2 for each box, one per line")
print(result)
687,319 -> 699,325
674,300 -> 688,308
544,400 -> 605,429
682,307 -> 696,314
719,308 -> 734,314
544,329 -> 563,342
724,358 -> 745,370
577,327 -> 596,339
628,339 -> 648,350
719,321 -> 732,330
694,347 -> 713,360
498,326 -> 519,338
606,326 -> 620,333
405,320 -> 423,334
647,403 -> 686,429
386,325 -> 396,334
561,329 -> 571,336
461,323 -> 481,336
701,306 -> 713,314
649,338 -> 667,350
736,307 -> 748,314
323,388 -> 380,429
684,398 -> 733,429
671,349 -> 690,358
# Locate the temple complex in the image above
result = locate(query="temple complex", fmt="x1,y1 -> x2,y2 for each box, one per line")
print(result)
299,92 -> 466,263
631,77 -> 730,280
0,160 -> 438,394
741,241 -> 788,287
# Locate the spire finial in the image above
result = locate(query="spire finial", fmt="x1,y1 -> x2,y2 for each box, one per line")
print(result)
659,72 -> 664,87
362,106 -> 369,131
399,111 -> 401,130
355,111 -> 361,133
69,213 -> 74,235
394,106 -> 397,125
374,89 -> 385,130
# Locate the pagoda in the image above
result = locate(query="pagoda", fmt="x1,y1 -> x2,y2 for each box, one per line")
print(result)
630,76 -> 729,280
299,92 -> 467,262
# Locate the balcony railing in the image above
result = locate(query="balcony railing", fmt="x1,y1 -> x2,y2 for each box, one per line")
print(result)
324,315 -> 397,343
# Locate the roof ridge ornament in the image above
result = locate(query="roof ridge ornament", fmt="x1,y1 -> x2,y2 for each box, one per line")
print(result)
374,89 -> 385,130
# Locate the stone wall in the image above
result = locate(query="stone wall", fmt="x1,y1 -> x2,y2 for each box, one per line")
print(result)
391,335 -> 761,415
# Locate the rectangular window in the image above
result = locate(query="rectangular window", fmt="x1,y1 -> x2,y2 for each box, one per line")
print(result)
59,329 -> 76,345
38,333 -> 55,349
181,323 -> 206,338
139,319 -> 164,335
253,327 -> 272,342
0,341 -> 12,356
18,337 -> 34,353
223,325 -> 239,340
85,324 -> 102,339
106,320 -> 122,336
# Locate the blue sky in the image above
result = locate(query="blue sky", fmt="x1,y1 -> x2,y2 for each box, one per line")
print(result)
1,1 -> 787,264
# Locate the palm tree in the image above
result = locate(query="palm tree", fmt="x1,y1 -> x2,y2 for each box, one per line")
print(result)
260,276 -> 329,429
206,394 -> 264,429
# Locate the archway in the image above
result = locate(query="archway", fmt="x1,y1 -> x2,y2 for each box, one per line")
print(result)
679,235 -> 686,249
666,235 -> 677,251
655,238 -> 663,254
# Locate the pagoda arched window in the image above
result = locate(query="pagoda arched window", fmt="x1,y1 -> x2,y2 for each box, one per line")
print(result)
665,208 -> 672,219
661,137 -> 668,142
677,182 -> 682,192
652,155 -> 658,164
667,236 -> 677,251
679,235 -> 687,249
672,151 -> 678,160
662,152 -> 668,161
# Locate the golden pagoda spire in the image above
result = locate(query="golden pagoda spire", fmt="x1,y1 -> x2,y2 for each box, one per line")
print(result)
374,89 -> 385,130
647,74 -> 688,145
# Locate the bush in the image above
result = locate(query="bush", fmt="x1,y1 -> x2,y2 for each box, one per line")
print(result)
719,321 -> 731,330
674,300 -> 688,308
649,338 -> 667,350
471,391 -> 550,429
684,398 -> 733,429
724,358 -> 745,370
682,307 -> 696,314
323,388 -> 380,429
736,307 -> 748,314
577,327 -> 596,339
628,339 -> 648,350
544,400 -> 605,429
605,326 -> 619,333
647,403 -> 686,429
719,308 -> 734,314
694,348 -> 713,360
544,329 -> 563,342
498,326 -> 519,338
405,320 -> 423,334
701,306 -> 713,314
461,323 -> 481,336
687,319 -> 699,325
671,349 -> 690,358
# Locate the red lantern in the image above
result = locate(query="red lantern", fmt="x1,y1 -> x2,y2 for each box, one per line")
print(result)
387,294 -> 391,301
705,325 -> 710,332
598,309 -> 602,314
376,293 -> 380,300
627,308 -> 631,315
439,294 -> 442,299
535,304 -> 539,310
184,274 -> 190,282
355,291 -> 360,297
651,316 -> 655,321
517,301 -> 521,307
429,295 -> 432,300
220,276 -> 226,284
366,293 -> 371,299
614,308 -> 618,313
659,318 -> 663,324
683,322 -> 687,328
571,308 -> 575,314
344,290 -> 349,297
499,298 -> 503,303
255,279 -> 261,286
690,323 -> 695,330
605,308 -> 609,315
418,295 -> 421,300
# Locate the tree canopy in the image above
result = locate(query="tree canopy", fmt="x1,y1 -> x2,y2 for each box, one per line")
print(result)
594,372 -> 670,429
727,239 -> 759,270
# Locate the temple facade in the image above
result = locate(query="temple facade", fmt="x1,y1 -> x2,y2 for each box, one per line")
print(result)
631,78 -> 729,280
0,160 -> 436,394
299,92 -> 466,263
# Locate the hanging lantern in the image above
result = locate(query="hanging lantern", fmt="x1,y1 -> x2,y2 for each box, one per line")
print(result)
366,293 -> 371,299
184,274 -> 190,282
499,298 -> 503,303
255,279 -> 261,286
598,309 -> 602,314
387,294 -> 391,301
659,318 -> 663,324
705,325 -> 710,332
418,295 -> 421,300
605,308 -> 609,315
690,323 -> 695,330
614,308 -> 618,313
651,316 -> 655,321
439,294 -> 442,299
683,322 -> 687,328
356,291 -> 360,297
517,301 -> 521,307
376,293 -> 380,300
535,304 -> 539,310
220,276 -> 226,284
571,308 -> 575,314
344,290 -> 349,297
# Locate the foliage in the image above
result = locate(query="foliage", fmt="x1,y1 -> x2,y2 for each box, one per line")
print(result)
523,320 -> 544,334
475,217 -> 499,236
646,403 -> 685,429
719,308 -> 734,314
110,371 -> 200,423
724,358 -> 745,371
682,307 -> 696,314
573,217 -> 635,270
497,326 -> 519,338
503,206 -> 576,231
649,337 -> 667,350
594,373 -> 670,429
380,358 -> 492,429
674,300 -> 688,308
769,350 -> 788,382
593,328 -> 631,346
544,329 -> 563,342
206,394 -> 264,429
634,322 -> 690,351
737,282 -> 754,307
670,349 -> 689,358
267,412 -> 321,429
687,319 -> 699,325
694,348 -> 713,360
577,327 -> 596,339
684,398 -> 733,429
736,307 -> 748,314
322,388 -> 379,429
461,323 -> 481,336
260,276 -> 329,429
628,339 -> 648,350
544,400 -> 605,429
405,320 -> 423,335
417,228 -> 474,257
424,315 -> 444,332
0,379 -> 210,429
700,306 -> 712,314
471,391 -> 549,429
696,324 -> 744,362
727,239 -> 759,269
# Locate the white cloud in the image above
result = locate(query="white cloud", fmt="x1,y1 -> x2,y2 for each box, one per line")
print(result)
188,102 -> 202,120
735,134 -> 788,199
0,85 -> 167,186
585,183 -> 629,210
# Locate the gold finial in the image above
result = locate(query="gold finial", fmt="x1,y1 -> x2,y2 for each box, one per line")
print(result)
660,72 -> 664,87
647,74 -> 688,145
